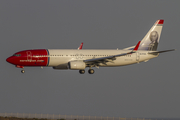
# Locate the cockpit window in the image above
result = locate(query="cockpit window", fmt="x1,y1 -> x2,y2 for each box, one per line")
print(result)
13,54 -> 21,57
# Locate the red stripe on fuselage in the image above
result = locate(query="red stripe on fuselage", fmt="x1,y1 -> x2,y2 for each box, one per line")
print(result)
7,49 -> 49,66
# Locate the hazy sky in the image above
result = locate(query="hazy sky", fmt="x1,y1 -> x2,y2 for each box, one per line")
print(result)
0,0 -> 179,118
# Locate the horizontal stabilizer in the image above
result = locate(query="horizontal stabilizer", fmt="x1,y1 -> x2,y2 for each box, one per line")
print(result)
148,49 -> 175,54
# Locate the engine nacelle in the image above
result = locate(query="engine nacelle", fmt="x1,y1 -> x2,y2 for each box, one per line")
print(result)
68,61 -> 86,70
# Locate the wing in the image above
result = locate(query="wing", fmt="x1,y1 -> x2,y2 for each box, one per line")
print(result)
84,41 -> 141,66
123,45 -> 135,50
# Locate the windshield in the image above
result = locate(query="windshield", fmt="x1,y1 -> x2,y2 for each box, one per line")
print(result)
13,54 -> 21,57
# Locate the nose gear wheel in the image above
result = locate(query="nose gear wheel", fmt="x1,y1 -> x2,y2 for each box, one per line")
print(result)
21,70 -> 25,73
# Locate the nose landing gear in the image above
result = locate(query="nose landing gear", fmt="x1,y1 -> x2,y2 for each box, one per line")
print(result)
21,70 -> 25,73
16,65 -> 25,74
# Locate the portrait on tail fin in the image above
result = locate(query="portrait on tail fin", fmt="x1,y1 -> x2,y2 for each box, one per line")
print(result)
138,20 -> 163,51
148,31 -> 159,51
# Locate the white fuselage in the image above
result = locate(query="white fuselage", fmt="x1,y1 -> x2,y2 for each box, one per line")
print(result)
48,49 -> 158,67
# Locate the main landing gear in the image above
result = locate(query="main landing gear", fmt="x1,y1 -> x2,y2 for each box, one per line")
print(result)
79,70 -> 85,74
88,69 -> 94,74
79,69 -> 95,74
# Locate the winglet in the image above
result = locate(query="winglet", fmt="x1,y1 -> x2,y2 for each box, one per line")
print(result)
155,19 -> 164,25
133,41 -> 141,51
78,42 -> 83,50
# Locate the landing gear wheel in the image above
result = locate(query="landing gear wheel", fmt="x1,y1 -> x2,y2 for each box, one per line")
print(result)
21,70 -> 25,73
88,69 -> 94,74
79,70 -> 85,74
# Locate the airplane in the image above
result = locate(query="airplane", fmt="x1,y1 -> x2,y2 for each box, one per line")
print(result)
6,19 -> 175,74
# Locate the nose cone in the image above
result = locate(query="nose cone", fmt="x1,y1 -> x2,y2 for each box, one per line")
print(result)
6,57 -> 11,63
6,56 -> 14,64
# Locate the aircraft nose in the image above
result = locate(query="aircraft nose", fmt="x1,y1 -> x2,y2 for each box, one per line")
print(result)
6,56 -> 13,64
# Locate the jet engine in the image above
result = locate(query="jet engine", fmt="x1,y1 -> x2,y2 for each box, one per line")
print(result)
68,61 -> 86,70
